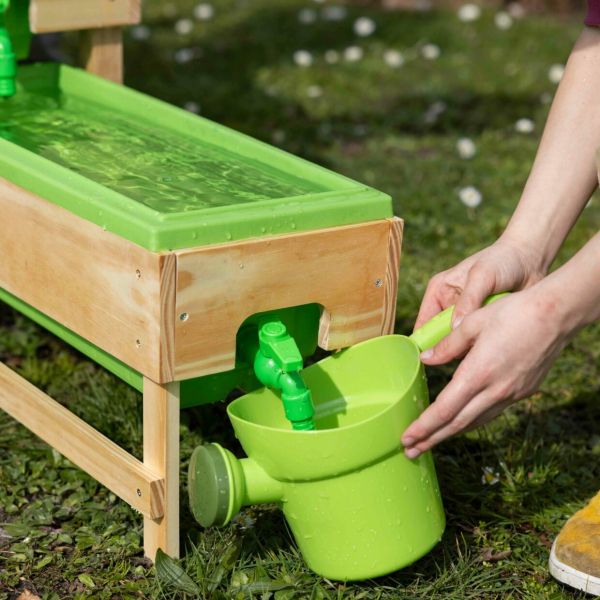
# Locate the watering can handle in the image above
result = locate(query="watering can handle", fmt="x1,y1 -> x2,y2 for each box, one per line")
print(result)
409,292 -> 509,353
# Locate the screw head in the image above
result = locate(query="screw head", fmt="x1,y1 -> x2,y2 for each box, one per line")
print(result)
375,278 -> 383,288
179,312 -> 189,322
137,488 -> 142,497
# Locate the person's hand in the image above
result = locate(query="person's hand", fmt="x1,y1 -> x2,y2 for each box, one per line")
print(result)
414,236 -> 546,331
402,287 -> 572,458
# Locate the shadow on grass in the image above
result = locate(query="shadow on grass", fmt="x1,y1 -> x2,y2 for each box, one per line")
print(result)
123,2 -> 559,164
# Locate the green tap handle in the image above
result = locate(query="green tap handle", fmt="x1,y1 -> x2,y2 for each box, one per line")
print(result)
409,293 -> 509,352
259,321 -> 303,372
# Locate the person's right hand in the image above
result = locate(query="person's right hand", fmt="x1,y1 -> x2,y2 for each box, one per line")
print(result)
414,236 -> 546,331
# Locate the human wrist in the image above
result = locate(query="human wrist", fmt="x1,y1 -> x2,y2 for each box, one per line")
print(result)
532,256 -> 600,335
524,279 -> 580,340
497,230 -> 549,276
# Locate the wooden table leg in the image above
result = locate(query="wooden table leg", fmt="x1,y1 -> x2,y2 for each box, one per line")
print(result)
143,378 -> 180,560
79,27 -> 124,84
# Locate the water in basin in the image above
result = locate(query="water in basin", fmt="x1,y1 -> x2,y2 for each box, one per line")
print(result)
0,91 -> 326,213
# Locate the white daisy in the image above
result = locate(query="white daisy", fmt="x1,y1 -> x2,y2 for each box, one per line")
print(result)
194,3 -> 214,21
457,4 -> 481,22
131,25 -> 151,41
324,49 -> 340,64
515,118 -> 534,133
456,137 -> 477,159
298,8 -> 317,24
383,49 -> 405,68
507,2 -> 526,18
184,101 -> 200,113
293,49 -> 314,67
494,12 -> 513,30
421,43 -> 441,60
424,100 -> 447,124
174,48 -> 195,63
548,63 -> 565,84
415,0 -> 433,11
174,18 -> 194,35
344,45 -> 364,62
354,17 -> 376,37
272,129 -> 286,144
307,85 -> 323,98
481,466 -> 500,485
459,186 -> 482,208
322,5 -> 347,21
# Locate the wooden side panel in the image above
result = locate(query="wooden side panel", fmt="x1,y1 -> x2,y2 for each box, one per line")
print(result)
80,27 -> 124,84
174,219 -> 403,380
0,178 -> 171,382
0,362 -> 164,519
30,0 -> 141,33
143,378 -> 180,560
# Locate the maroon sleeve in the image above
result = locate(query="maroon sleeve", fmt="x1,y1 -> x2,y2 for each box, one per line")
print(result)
586,0 -> 600,26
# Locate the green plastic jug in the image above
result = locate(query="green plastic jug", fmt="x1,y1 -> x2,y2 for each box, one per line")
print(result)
189,294 -> 506,580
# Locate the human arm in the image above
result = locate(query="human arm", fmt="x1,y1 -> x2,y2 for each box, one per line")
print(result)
403,26 -> 600,456
415,26 -> 600,331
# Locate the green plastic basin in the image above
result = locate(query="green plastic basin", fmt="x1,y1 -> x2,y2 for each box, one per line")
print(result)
0,63 -> 392,251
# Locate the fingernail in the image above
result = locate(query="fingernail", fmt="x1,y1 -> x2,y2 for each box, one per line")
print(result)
405,448 -> 421,459
402,436 -> 415,447
452,315 -> 463,329
420,349 -> 433,360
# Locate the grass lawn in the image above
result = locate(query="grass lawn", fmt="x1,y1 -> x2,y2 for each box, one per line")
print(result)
2,0 -> 600,597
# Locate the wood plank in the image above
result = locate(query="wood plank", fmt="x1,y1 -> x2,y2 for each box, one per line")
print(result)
80,27 -> 124,84
0,177 -> 173,382
0,362 -> 164,519
159,254 -> 177,383
174,219 -> 403,380
143,378 -> 180,561
382,217 -> 403,334
30,0 -> 141,33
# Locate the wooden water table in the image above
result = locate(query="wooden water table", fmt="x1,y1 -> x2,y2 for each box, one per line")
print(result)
0,1 -> 403,561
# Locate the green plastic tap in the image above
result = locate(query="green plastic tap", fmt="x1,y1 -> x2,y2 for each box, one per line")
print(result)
252,321 -> 316,431
0,0 -> 16,98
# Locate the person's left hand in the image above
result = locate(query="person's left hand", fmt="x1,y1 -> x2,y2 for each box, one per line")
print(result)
401,288 -> 572,458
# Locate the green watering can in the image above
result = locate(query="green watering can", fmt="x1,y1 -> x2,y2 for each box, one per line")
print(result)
189,294 -> 506,581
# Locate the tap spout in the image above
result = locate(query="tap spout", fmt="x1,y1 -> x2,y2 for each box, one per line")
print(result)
0,1 -> 16,98
242,320 -> 316,431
